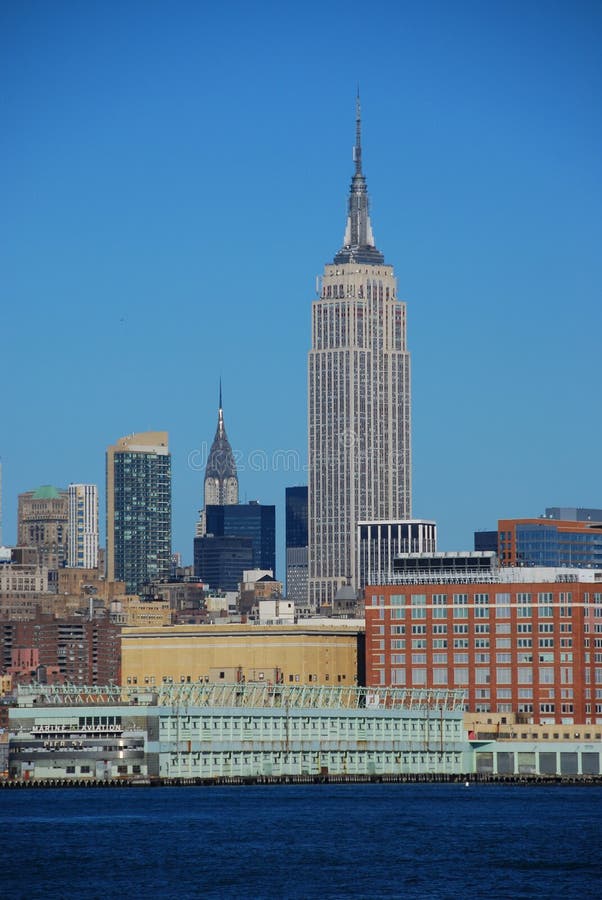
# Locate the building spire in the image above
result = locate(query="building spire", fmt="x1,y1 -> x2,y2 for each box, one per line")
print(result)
334,93 -> 385,266
354,89 -> 362,176
204,380 -> 238,506
218,378 -> 223,431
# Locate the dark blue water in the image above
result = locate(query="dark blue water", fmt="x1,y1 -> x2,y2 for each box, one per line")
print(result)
2,784 -> 600,899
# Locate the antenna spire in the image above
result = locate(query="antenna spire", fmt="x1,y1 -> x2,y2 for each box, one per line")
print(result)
354,88 -> 362,175
333,92 -> 385,266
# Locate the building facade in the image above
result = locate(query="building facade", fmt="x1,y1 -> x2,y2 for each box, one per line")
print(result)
286,486 -> 308,605
17,485 -> 69,569
358,519 -> 437,590
10,684 -> 602,782
497,518 -> 602,569
8,682 -> 467,781
193,535 -> 254,591
308,97 -> 411,608
106,432 -> 171,594
121,622 -> 364,688
0,615 -> 121,685
67,483 -> 99,569
205,502 -> 275,575
365,568 -> 602,725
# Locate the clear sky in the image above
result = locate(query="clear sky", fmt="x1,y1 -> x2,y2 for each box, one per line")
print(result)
1,1 -> 601,575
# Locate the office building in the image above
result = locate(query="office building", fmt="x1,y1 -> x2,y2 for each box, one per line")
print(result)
476,517 -> 602,569
205,501 -> 275,575
358,519 -> 437,589
365,565 -> 602,725
193,535 -> 253,592
17,485 -> 68,569
67,484 -> 99,569
106,431 -> 171,594
286,486 -> 308,605
308,97 -> 411,607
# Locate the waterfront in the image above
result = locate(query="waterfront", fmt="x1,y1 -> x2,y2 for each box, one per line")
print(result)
2,783 -> 600,899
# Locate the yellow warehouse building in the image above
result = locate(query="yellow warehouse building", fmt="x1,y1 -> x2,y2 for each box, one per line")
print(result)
121,623 -> 364,688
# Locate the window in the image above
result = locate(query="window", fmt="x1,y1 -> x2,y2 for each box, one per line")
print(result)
539,668 -> 554,684
432,595 -> 447,619
411,595 -> 426,619
538,593 -> 553,617
412,669 -> 427,686
453,594 -> 468,618
474,594 -> 489,618
454,668 -> 469,684
496,668 -> 511,684
433,668 -> 448,685
495,593 -> 511,618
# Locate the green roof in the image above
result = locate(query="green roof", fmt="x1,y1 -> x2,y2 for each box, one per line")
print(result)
32,485 -> 62,499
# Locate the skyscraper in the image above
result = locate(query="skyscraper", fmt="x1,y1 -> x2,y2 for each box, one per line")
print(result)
67,483 -> 99,569
204,383 -> 238,507
196,384 -> 239,538
285,486 -> 308,605
308,97 -> 411,607
205,501 -> 276,575
106,431 -> 171,594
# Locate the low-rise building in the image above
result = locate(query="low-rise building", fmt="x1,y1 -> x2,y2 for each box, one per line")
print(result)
121,622 -> 364,688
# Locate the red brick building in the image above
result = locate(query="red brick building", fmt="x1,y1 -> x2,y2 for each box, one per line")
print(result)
0,615 -> 121,685
365,572 -> 602,725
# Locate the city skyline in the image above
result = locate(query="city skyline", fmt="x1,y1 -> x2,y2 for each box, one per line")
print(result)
1,3 -> 600,572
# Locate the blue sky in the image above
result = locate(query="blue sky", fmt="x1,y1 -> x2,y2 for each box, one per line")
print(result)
1,1 -> 601,574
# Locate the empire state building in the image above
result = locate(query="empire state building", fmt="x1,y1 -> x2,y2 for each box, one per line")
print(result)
308,97 -> 411,607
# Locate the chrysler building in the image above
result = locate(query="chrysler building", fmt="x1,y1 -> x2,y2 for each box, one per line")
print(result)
308,96 -> 411,607
196,383 -> 239,537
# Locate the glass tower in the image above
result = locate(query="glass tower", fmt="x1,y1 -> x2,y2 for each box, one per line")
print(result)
106,431 -> 171,594
204,501 -> 276,575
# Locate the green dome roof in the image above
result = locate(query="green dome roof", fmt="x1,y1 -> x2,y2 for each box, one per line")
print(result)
32,485 -> 62,499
